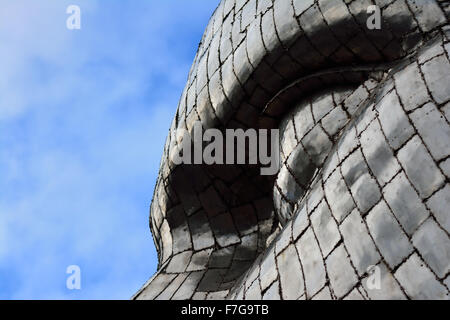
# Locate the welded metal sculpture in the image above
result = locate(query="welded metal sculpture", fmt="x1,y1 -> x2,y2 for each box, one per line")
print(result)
134,0 -> 450,300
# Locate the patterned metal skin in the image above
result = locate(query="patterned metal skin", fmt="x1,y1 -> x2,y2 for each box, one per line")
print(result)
134,0 -> 450,300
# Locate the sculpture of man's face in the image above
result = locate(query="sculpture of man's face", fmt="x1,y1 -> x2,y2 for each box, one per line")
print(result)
134,0 -> 450,300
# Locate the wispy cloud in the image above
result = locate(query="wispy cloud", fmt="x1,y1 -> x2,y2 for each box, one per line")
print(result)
0,0 -> 218,299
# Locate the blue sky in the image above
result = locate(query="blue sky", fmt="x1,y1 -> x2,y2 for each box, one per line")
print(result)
0,0 -> 219,299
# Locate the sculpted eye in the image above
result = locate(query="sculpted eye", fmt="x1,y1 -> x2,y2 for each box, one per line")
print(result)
264,67 -> 390,225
